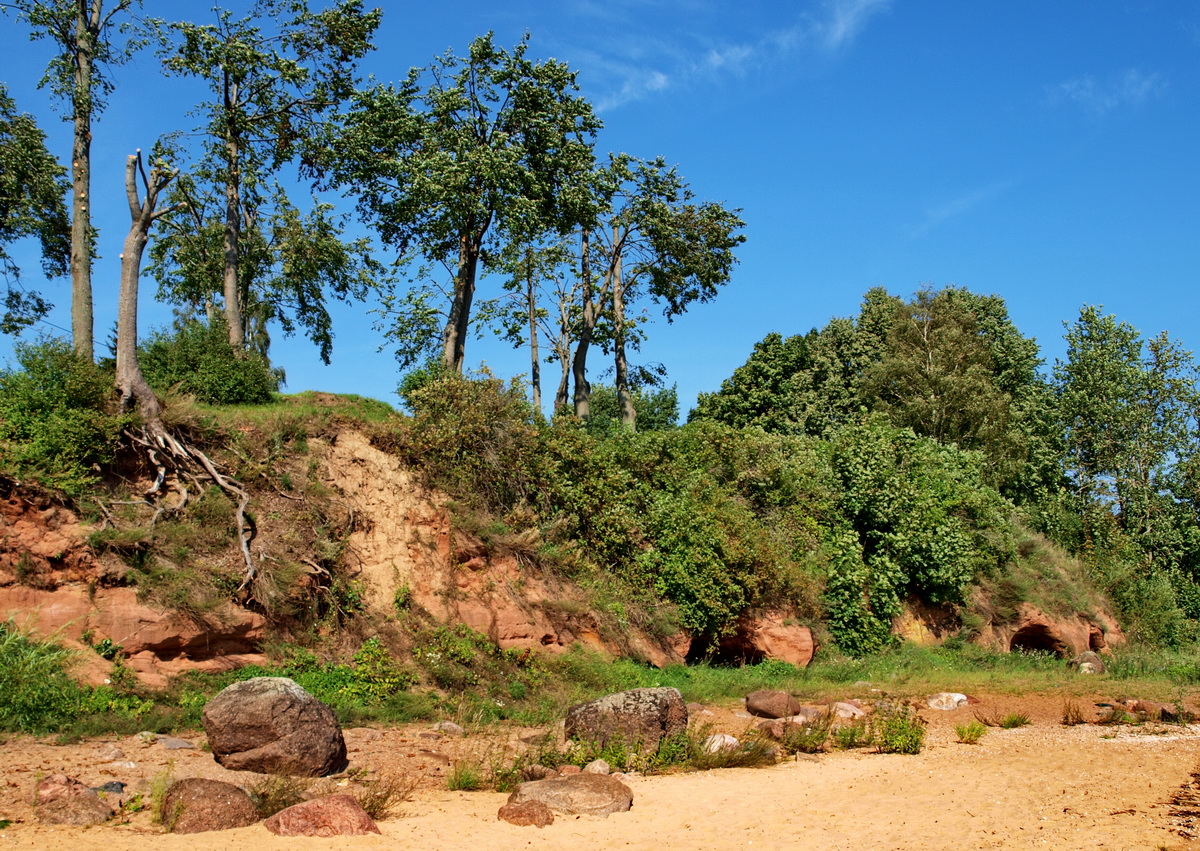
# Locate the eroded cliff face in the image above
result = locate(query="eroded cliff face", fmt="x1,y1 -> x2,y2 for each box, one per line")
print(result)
317,430 -> 689,666
0,431 -> 820,685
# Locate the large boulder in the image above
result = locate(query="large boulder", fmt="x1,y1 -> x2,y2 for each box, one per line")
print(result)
162,778 -> 259,834
507,774 -> 633,817
564,687 -> 687,750
1069,650 -> 1106,675
745,689 -> 801,719
263,794 -> 381,836
202,677 -> 348,776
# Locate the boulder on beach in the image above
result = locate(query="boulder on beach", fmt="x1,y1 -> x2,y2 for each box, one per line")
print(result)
565,687 -> 687,750
202,676 -> 348,776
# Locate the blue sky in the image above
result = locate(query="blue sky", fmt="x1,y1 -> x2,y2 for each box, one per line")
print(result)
2,0 -> 1198,414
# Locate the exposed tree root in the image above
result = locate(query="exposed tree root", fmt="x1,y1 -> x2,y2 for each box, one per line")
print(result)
124,420 -> 258,589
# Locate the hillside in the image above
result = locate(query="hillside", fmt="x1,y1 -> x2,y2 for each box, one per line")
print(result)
0,378 -> 1126,697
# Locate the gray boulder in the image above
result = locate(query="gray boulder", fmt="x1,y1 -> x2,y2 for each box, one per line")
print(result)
565,687 -> 687,751
202,677 -> 348,776
508,774 -> 633,817
1069,650 -> 1105,675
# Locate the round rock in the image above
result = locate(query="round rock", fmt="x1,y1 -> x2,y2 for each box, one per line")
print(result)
202,677 -> 348,776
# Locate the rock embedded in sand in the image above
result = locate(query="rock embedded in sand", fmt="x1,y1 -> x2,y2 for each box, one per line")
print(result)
162,778 -> 259,834
36,775 -> 113,826
202,677 -> 347,776
565,687 -> 688,751
508,774 -> 634,817
926,693 -> 969,711
498,800 -> 555,827
745,689 -> 801,719
263,794 -> 381,836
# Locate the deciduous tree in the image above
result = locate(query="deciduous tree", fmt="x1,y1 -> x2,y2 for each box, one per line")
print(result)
155,0 -> 380,353
0,82 -> 69,331
328,33 -> 599,372
4,0 -> 142,358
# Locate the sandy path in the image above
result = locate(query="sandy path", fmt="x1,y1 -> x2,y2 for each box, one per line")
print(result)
3,696 -> 1199,850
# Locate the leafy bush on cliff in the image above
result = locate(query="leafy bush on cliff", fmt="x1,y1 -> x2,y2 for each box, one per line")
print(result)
0,338 -> 128,496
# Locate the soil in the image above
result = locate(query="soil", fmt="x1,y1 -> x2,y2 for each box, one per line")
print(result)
3,691 -> 1200,850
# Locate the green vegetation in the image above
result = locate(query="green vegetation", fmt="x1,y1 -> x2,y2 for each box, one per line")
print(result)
954,720 -> 988,744
869,704 -> 926,754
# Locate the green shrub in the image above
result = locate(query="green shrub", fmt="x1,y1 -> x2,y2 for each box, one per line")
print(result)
780,714 -> 832,755
831,720 -> 871,749
139,319 -> 277,405
870,704 -> 926,754
955,720 -> 988,744
0,620 -> 87,732
0,338 -> 126,495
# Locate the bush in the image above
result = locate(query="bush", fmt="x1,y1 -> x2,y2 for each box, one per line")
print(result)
139,319 -> 277,405
0,620 -> 87,732
955,720 -> 988,744
870,704 -> 926,754
0,337 -> 126,495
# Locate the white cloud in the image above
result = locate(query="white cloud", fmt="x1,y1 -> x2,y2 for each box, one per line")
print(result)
815,0 -> 893,51
568,0 -> 891,112
1051,69 -> 1166,116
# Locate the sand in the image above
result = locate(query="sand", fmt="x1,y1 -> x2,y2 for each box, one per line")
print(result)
2,692 -> 1199,850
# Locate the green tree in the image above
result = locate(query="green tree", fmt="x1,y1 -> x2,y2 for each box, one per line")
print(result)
587,156 -> 744,429
1056,306 -> 1199,558
4,0 -> 141,358
0,82 -> 69,331
155,0 -> 381,353
585,383 -> 678,435
689,332 -> 811,432
328,33 -> 600,372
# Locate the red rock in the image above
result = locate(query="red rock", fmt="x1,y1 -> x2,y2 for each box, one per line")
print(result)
263,794 -> 381,836
498,800 -> 554,827
745,689 -> 802,719
162,778 -> 258,834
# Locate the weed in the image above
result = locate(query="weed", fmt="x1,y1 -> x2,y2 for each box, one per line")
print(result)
247,774 -> 311,818
780,714 -> 832,755
446,760 -> 484,791
998,712 -> 1031,729
1061,699 -> 1087,726
354,772 -> 418,820
870,705 -> 926,754
685,725 -> 777,770
955,720 -> 988,744
148,763 -> 175,827
831,720 -> 871,749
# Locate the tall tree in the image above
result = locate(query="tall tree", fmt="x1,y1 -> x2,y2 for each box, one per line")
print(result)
4,0 -> 141,358
328,33 -> 600,372
0,82 -> 69,332
568,156 -> 744,426
156,0 -> 380,352
1056,306 -> 1199,545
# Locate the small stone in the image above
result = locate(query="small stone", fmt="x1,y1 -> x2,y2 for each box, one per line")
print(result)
703,733 -> 739,754
559,764 -> 582,776
583,758 -> 611,775
95,744 -> 126,761
433,721 -> 465,736
158,735 -> 196,750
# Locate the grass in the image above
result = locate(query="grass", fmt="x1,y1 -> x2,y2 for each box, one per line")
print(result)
870,705 -> 926,754
955,720 -> 988,744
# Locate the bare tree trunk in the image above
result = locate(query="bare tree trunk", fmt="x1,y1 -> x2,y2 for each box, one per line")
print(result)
571,228 -> 594,419
115,153 -> 166,419
221,72 -> 244,348
69,0 -> 99,360
525,250 -> 541,412
611,253 -> 636,430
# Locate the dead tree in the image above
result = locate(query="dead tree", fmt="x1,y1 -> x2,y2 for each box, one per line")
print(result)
116,150 -> 257,588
